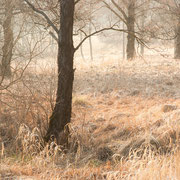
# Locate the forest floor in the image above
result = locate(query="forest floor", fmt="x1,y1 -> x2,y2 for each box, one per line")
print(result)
1,55 -> 180,179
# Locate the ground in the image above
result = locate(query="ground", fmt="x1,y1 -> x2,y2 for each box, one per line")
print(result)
1,53 -> 180,179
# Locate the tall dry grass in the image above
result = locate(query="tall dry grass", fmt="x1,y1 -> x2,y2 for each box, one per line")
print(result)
1,56 -> 180,179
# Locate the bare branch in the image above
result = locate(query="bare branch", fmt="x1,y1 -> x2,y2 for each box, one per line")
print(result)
103,1 -> 127,25
111,0 -> 128,21
48,31 -> 58,42
75,26 -> 142,51
34,22 -> 58,42
24,0 -> 59,34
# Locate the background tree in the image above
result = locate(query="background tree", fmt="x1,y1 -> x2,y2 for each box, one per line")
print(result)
103,0 -> 152,60
141,0 -> 180,58
24,0 -> 127,146
171,1 -> 180,59
175,13 -> 180,59
0,0 -> 14,77
103,0 -> 136,60
0,0 -> 35,78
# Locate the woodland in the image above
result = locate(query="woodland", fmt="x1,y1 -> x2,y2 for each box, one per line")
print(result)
1,0 -> 180,179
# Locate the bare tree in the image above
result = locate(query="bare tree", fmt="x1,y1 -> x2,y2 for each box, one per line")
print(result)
0,0 -> 33,78
103,0 -> 136,60
175,17 -> 180,59
24,0 -> 129,147
103,0 -> 153,60
144,0 -> 180,58
173,2 -> 180,59
157,0 -> 180,58
0,0 -> 14,77
24,0 -> 99,146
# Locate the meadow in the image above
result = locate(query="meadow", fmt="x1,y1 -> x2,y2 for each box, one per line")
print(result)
1,52 -> 180,179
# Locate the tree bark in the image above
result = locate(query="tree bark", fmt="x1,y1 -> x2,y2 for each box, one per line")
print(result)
0,0 -> 13,77
126,1 -> 135,60
44,0 -> 75,147
174,19 -> 180,59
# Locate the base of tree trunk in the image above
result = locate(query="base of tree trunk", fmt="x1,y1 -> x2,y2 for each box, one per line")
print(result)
44,121 -> 70,149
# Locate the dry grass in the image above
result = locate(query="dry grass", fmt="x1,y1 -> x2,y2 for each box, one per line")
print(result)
1,55 -> 180,179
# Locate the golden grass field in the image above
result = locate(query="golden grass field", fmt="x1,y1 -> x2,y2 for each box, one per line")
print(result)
1,54 -> 180,179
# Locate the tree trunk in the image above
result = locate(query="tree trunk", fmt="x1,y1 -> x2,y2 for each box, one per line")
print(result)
0,0 -> 13,77
122,22 -> 125,60
80,32 -> 85,61
44,0 -> 75,147
89,2 -> 93,61
126,1 -> 135,60
89,36 -> 93,61
174,19 -> 180,59
140,0 -> 145,57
